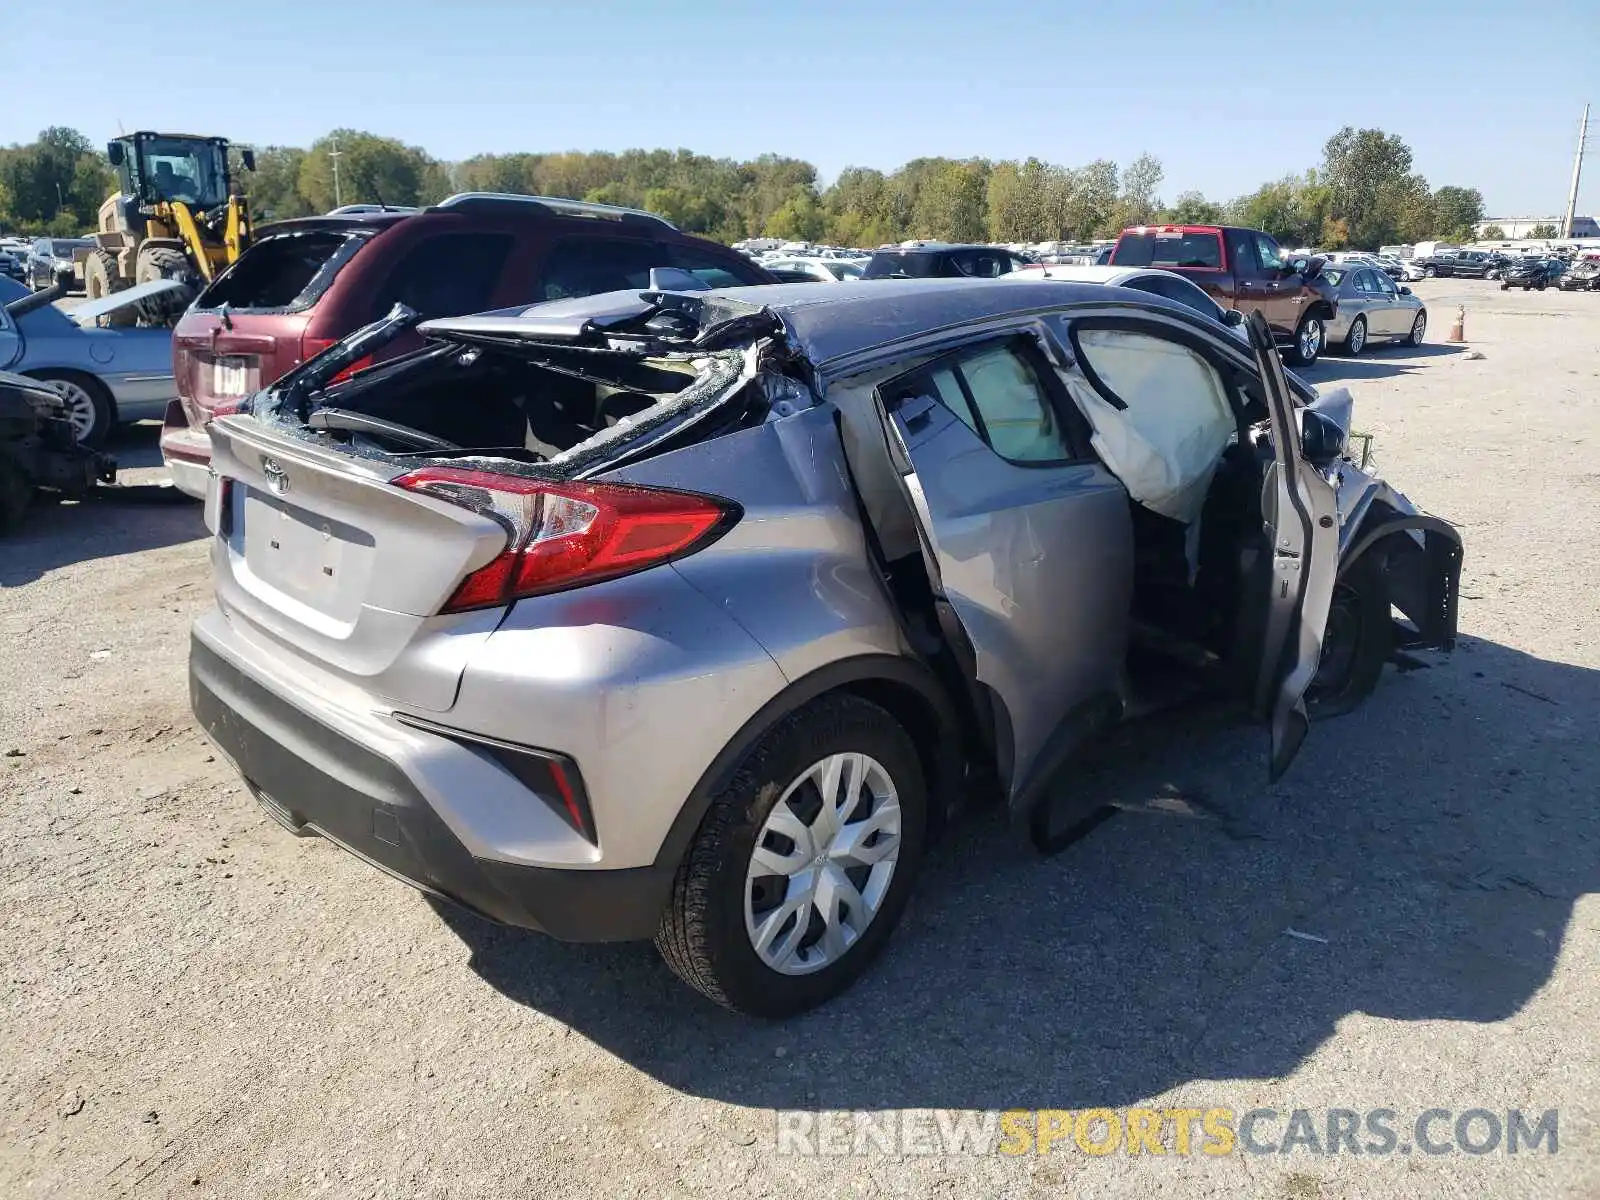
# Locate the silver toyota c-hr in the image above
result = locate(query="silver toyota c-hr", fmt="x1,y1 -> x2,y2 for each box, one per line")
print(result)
191,278 -> 1463,1015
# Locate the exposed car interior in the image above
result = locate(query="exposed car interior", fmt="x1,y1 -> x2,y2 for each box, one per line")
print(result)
829,320 -> 1282,770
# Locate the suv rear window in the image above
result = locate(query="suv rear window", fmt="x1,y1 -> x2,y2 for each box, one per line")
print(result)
667,243 -> 769,289
1112,231 -> 1223,270
862,251 -> 963,279
195,230 -> 365,312
365,232 -> 512,321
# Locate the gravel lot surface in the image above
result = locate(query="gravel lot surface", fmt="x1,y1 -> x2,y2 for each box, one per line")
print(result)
2,279 -> 1597,1199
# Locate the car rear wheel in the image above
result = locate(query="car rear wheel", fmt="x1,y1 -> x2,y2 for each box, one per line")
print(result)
1343,315 -> 1367,356
1287,314 -> 1324,366
1423,265 -> 1436,278
1406,310 -> 1426,347
32,372 -> 113,448
656,694 -> 926,1016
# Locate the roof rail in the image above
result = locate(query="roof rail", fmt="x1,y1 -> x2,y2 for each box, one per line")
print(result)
433,192 -> 678,230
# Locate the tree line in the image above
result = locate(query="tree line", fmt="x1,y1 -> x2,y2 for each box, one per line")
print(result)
1,124 -> 1489,250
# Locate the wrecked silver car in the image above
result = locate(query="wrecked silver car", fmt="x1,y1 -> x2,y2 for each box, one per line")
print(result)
189,277 -> 1462,1015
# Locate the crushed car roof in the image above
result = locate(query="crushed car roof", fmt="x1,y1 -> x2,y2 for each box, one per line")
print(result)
424,277 -> 1192,366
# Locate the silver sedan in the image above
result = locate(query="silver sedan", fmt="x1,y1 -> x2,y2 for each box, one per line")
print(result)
1321,264 -> 1428,354
0,276 -> 178,446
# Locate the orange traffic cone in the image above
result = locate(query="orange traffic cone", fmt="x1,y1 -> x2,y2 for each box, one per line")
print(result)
1446,305 -> 1465,342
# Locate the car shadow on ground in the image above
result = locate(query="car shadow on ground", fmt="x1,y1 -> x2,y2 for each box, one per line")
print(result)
1304,342 -> 1465,385
2,425 -> 204,585
435,633 -> 1599,1111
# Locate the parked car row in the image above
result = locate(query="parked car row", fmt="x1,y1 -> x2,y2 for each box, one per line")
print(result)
17,237 -> 95,293
1556,259 -> 1600,291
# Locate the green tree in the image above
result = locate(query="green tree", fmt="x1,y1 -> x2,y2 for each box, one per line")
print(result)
1321,126 -> 1420,247
1527,222 -> 1560,239
1227,176 -> 1308,244
1480,223 -> 1506,240
1162,190 -> 1223,225
822,166 -> 897,246
1109,152 -> 1164,230
1430,185 -> 1485,240
246,146 -> 313,221
1061,159 -> 1118,239
0,127 -> 111,232
298,130 -> 445,211
764,189 -> 825,241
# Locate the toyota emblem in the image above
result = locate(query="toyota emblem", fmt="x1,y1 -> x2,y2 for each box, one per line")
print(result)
261,457 -> 291,496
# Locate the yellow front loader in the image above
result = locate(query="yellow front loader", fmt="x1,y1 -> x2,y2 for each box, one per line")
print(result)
85,132 -> 255,320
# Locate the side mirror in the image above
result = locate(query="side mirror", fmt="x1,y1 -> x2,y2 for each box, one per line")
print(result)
1399,286 -> 1412,296
1223,309 -> 1245,327
240,148 -> 256,172
1300,408 -> 1347,468
106,142 -> 125,167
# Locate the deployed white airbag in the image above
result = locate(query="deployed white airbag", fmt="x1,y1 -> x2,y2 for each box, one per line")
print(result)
1064,329 -> 1236,525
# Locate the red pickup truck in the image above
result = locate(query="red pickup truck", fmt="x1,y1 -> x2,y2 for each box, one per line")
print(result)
1109,225 -> 1338,365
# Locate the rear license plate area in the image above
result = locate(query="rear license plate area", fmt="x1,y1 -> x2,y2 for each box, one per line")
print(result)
237,486 -> 371,619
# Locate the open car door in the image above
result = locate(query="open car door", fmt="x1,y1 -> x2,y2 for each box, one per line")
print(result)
1245,311 -> 1340,780
860,337 -> 1132,815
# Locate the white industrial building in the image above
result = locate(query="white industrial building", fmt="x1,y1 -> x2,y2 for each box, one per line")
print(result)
1475,216 -> 1600,238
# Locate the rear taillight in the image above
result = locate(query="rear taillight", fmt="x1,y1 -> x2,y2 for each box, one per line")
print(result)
393,467 -> 738,613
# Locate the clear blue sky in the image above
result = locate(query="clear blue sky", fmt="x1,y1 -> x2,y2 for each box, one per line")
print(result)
6,0 -> 1596,217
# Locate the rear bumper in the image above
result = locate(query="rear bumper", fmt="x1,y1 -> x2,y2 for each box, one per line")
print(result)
189,630 -> 675,942
160,401 -> 211,499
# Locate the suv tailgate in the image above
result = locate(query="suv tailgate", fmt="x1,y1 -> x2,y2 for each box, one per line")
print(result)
207,417 -> 510,711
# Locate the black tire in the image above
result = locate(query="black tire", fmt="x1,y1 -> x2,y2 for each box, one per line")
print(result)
32,371 -> 113,448
1423,265 -> 1436,278
1500,281 -> 1510,291
135,245 -> 190,285
1286,312 -> 1325,366
1405,310 -> 1427,347
83,249 -> 135,326
655,694 -> 927,1017
1536,279 -> 1547,291
1307,551 -> 1390,717
1343,315 -> 1367,356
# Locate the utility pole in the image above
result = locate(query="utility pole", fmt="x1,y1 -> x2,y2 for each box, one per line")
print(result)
329,135 -> 343,209
1562,103 -> 1589,239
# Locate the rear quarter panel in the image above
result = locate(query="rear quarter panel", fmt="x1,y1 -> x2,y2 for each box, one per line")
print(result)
451,405 -> 911,870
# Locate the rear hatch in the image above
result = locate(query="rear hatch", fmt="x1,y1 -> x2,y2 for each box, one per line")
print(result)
203,293 -> 761,710
207,417 -> 512,711
174,222 -> 385,426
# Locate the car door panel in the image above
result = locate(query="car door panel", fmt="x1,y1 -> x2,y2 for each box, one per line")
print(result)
1372,276 -> 1403,336
868,369 -> 1132,804
1244,312 -> 1340,779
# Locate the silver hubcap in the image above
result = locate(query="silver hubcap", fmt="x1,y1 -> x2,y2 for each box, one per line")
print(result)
1412,313 -> 1425,343
47,380 -> 97,442
1300,319 -> 1323,360
1349,320 -> 1365,352
744,752 -> 902,975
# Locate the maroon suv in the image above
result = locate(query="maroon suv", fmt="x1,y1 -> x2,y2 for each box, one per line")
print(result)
161,194 -> 775,496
